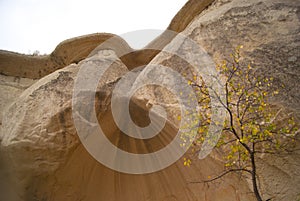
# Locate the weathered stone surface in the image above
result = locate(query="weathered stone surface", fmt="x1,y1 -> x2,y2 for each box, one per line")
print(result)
0,74 -> 36,125
0,0 -> 299,201
0,49 -> 254,201
0,0 -> 215,80
184,0 -> 300,118
149,0 -> 300,200
0,33 -> 128,79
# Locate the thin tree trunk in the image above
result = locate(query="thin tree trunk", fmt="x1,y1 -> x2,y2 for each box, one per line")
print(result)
250,153 -> 263,201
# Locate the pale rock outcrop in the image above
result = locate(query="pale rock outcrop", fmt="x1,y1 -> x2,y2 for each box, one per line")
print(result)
0,33 -> 129,79
0,49 -> 254,201
148,0 -> 300,200
0,0 -> 299,201
0,0 -> 215,80
0,75 -> 36,125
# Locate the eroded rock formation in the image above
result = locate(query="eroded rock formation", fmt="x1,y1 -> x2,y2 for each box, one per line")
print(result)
0,0 -> 299,201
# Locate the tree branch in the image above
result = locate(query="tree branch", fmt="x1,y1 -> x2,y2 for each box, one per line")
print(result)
189,168 -> 252,184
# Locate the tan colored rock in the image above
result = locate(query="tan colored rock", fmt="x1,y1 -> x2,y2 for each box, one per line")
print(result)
0,0 -> 299,201
149,0 -> 300,200
0,74 -> 36,125
183,0 -> 300,118
0,33 -> 127,79
0,48 -> 255,200
0,0 -> 215,79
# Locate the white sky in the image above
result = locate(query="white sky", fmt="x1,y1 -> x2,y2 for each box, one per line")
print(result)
0,0 -> 188,54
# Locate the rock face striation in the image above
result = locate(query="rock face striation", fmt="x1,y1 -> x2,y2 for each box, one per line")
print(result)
0,0 -> 299,201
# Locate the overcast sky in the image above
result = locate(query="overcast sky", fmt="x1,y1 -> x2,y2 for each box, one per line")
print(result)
0,0 -> 187,54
